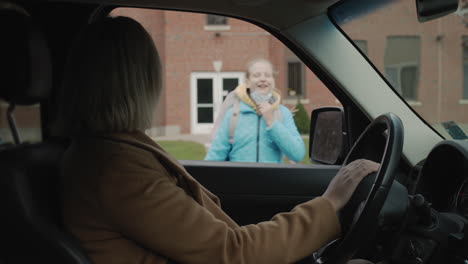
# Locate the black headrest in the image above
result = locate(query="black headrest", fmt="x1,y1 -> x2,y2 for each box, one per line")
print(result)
0,4 -> 52,105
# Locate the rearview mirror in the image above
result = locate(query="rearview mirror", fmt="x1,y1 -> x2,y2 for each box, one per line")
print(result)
309,107 -> 348,165
416,0 -> 458,22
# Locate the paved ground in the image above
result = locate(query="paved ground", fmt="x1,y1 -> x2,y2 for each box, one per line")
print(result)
152,133 -> 310,150
152,134 -> 212,147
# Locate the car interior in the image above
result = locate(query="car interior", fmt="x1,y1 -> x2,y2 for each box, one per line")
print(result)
0,0 -> 467,264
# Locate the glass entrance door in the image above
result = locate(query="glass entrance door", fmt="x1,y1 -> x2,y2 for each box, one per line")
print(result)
191,72 -> 245,134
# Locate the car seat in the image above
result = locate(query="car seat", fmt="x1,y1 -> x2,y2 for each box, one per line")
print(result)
0,4 -> 92,264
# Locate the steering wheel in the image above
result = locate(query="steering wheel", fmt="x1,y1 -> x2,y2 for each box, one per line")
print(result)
314,113 -> 404,264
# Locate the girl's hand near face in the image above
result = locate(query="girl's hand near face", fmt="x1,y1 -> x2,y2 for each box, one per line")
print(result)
258,102 -> 275,127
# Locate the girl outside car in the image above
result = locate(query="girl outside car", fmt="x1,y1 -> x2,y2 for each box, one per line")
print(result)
205,59 -> 305,163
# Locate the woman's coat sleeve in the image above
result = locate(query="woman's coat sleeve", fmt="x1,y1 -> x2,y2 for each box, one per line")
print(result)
98,151 -> 341,264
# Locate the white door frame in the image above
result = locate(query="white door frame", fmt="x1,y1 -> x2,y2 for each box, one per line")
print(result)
190,72 -> 245,134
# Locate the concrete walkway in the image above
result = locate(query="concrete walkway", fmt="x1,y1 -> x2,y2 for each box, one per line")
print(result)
152,134 -> 212,147
152,133 -> 310,149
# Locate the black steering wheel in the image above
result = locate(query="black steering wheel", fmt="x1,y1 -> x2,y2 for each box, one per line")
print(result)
314,113 -> 404,264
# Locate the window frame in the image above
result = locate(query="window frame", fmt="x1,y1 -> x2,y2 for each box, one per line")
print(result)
97,6 -> 366,165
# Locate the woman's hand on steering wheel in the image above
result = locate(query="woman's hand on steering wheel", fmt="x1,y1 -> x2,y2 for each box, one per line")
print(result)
323,160 -> 380,212
313,113 -> 404,264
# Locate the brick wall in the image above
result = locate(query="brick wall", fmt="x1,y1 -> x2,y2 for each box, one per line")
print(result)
163,11 -> 272,133
157,10 -> 340,134
5,4 -> 467,140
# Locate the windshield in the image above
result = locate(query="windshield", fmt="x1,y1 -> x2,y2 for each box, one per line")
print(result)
331,0 -> 468,140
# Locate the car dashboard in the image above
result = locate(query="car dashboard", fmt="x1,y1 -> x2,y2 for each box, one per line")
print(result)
417,140 -> 468,219
380,140 -> 468,264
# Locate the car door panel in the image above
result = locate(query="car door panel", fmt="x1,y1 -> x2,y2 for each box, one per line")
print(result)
182,160 -> 340,225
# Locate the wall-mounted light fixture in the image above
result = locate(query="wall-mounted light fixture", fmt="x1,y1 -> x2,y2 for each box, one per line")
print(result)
213,60 -> 223,72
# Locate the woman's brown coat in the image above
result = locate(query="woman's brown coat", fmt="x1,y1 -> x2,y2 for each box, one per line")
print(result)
60,131 -> 341,264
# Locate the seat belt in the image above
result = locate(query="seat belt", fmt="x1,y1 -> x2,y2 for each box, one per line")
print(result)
228,98 -> 240,144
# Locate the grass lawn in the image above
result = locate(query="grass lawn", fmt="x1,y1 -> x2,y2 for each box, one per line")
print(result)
157,140 -> 207,160
301,138 -> 311,165
157,138 -> 312,164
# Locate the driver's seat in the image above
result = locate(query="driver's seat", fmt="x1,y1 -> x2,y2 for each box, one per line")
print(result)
0,142 -> 92,264
0,6 -> 92,264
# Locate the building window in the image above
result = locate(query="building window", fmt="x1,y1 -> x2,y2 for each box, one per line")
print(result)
206,15 -> 227,26
204,15 -> 230,31
353,40 -> 368,55
287,61 -> 304,97
463,36 -> 468,99
384,36 -> 420,101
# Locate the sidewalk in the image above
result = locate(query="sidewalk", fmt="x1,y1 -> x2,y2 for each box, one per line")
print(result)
152,134 -> 212,148
152,133 -> 309,150
153,134 -> 309,143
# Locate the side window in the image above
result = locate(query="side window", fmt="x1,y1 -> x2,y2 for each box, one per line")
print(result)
384,36 -> 420,101
0,101 -> 42,145
111,8 -> 341,164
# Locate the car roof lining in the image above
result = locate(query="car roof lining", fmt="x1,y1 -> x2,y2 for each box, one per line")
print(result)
43,0 -> 339,30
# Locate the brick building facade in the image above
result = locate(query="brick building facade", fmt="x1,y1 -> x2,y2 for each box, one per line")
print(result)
1,2 -> 467,142
112,7 -> 340,136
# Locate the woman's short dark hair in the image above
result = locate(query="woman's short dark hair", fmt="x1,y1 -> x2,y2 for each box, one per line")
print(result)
55,16 -> 162,136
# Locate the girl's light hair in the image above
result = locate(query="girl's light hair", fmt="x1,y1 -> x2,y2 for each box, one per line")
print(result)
245,58 -> 276,78
55,16 -> 162,136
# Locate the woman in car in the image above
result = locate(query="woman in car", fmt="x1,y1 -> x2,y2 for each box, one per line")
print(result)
205,59 -> 305,163
57,16 -> 379,264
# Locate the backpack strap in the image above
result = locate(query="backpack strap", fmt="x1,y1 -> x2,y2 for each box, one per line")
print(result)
228,97 -> 240,144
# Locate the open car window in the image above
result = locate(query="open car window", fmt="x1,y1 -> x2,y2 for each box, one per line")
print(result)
110,7 -> 344,164
331,0 -> 468,140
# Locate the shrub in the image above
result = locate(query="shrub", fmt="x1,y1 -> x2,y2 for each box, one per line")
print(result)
293,101 -> 310,135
